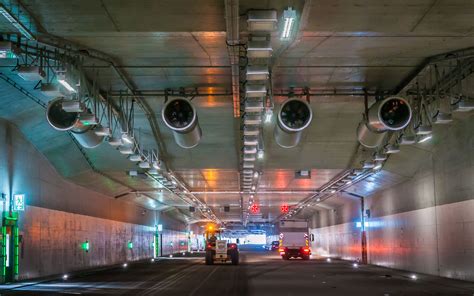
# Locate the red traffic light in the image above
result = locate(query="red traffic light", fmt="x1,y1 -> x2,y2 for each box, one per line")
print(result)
250,203 -> 260,214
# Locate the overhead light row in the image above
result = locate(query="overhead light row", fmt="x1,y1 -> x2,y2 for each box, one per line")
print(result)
282,169 -> 368,219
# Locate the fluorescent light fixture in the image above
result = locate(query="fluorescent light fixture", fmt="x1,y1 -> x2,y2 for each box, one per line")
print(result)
373,153 -> 387,161
418,134 -> 432,143
108,137 -> 122,146
62,100 -> 85,113
243,162 -> 255,168
253,172 -> 259,178
243,146 -> 257,154
121,133 -> 134,144
58,78 -> 77,93
362,161 -> 375,169
432,112 -> 453,124
316,198 -> 321,202
148,168 -> 159,175
79,113 -> 98,126
0,5 -> 35,40
139,161 -> 150,169
373,162 -> 383,170
244,115 -> 262,125
17,65 -> 44,81
453,97 -> 474,112
330,190 -> 336,194
281,7 -> 297,40
245,84 -> 267,98
152,160 -> 161,170
415,125 -> 432,135
257,150 -> 264,159
243,126 -> 260,136
384,144 -> 400,154
244,100 -> 264,112
247,40 -> 273,58
246,65 -> 269,81
264,109 -> 273,123
94,126 -> 111,136
128,170 -> 138,177
399,135 -> 416,145
247,10 -> 277,32
129,154 -> 143,162
119,146 -> 134,154
346,180 -> 352,185
244,136 -> 259,146
40,83 -> 61,97
0,41 -> 17,58
243,155 -> 256,161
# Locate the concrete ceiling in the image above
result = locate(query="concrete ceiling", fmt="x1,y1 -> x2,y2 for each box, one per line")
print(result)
1,0 -> 473,224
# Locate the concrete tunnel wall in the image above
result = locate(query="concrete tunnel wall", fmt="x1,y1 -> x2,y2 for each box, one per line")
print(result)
0,119 -> 187,280
309,114 -> 474,282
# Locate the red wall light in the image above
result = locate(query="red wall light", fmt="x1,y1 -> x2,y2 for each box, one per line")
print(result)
280,204 -> 289,213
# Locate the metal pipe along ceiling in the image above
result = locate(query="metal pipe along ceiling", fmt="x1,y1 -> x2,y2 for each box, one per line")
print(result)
225,0 -> 240,118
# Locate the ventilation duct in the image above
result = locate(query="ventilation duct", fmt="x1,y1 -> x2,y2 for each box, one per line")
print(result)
357,97 -> 412,148
274,98 -> 313,148
162,98 -> 202,148
46,97 -> 104,148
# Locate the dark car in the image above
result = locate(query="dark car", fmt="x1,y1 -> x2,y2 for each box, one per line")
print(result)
271,241 -> 279,251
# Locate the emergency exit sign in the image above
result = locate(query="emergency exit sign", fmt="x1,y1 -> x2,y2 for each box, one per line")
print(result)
13,194 -> 25,211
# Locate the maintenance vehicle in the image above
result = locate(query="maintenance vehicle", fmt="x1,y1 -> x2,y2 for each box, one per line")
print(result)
204,224 -> 239,265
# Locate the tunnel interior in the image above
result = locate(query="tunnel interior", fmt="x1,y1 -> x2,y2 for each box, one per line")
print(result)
0,1 -> 473,295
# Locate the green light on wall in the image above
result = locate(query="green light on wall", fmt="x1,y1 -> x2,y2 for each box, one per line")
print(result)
14,227 -> 19,275
81,240 -> 90,252
128,241 -> 133,249
2,226 -> 6,278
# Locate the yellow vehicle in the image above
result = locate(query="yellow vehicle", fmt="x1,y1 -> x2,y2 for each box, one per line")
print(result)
204,225 -> 239,265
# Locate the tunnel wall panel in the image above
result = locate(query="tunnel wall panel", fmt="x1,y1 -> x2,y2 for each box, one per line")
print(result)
18,205 -> 154,280
309,114 -> 474,281
310,222 -> 361,261
0,116 -> 187,279
310,198 -> 474,281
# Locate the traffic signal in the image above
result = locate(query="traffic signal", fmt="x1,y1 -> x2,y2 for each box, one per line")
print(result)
250,203 -> 260,214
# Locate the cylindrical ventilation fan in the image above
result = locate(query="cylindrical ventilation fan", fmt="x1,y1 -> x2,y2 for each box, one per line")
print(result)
46,97 -> 104,148
274,98 -> 313,148
162,98 -> 202,148
357,96 -> 412,148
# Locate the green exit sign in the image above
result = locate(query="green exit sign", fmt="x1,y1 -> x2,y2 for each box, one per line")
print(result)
13,194 -> 25,211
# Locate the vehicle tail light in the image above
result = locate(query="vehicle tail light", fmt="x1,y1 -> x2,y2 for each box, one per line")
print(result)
207,243 -> 212,249
302,247 -> 310,253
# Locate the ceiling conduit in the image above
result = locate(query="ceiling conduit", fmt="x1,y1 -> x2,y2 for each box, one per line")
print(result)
225,0 -> 240,118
